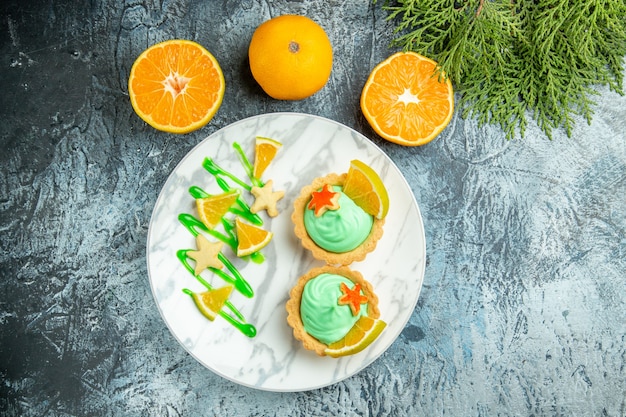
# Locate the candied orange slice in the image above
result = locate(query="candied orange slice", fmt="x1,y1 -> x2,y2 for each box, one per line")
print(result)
196,190 -> 240,230
253,136 -> 282,179
189,285 -> 233,321
342,160 -> 389,219
235,217 -> 273,257
324,316 -> 387,358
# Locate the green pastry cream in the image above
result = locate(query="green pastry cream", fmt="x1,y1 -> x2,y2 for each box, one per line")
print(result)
300,273 -> 367,344
303,186 -> 373,253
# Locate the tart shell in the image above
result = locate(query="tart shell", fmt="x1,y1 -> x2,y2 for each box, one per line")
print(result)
291,173 -> 385,266
285,265 -> 381,356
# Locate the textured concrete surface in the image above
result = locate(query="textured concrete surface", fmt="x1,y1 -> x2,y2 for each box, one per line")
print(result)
1,0 -> 625,416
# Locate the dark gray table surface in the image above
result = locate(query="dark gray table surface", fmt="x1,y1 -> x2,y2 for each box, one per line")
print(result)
1,1 -> 625,416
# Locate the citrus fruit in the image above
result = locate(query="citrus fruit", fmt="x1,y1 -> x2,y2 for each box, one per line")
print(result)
342,159 -> 390,219
361,51 -> 454,146
235,217 -> 273,257
324,316 -> 387,358
248,15 -> 333,100
196,189 -> 240,230
128,39 -> 225,134
253,136 -> 283,179
189,285 -> 233,321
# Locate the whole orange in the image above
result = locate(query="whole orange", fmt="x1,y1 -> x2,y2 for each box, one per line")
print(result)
248,15 -> 333,100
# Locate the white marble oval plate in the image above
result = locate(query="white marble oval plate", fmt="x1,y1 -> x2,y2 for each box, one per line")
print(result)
147,112 -> 425,392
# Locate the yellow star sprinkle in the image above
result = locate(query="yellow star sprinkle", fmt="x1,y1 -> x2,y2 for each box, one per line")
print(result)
187,234 -> 224,275
250,179 -> 285,217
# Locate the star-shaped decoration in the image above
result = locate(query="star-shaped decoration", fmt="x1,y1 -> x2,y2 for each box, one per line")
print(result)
307,183 -> 340,217
187,234 -> 224,275
337,282 -> 369,316
250,179 -> 285,217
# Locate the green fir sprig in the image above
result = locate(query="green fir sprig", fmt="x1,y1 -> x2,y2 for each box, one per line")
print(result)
378,0 -> 626,139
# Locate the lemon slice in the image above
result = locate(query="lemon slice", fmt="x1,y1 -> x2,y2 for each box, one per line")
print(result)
189,285 -> 233,321
324,316 -> 387,358
196,189 -> 240,230
342,160 -> 390,219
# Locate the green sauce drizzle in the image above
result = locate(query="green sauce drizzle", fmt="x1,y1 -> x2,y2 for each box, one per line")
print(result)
178,213 -> 265,264
181,289 -> 256,338
233,142 -> 263,188
177,250 -> 253,298
175,141 -> 277,338
203,157 -> 251,192
178,213 -> 233,247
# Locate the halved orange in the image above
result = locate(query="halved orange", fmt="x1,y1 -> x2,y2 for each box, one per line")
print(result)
342,159 -> 389,219
128,39 -> 225,134
253,136 -> 283,179
361,51 -> 454,146
235,217 -> 273,257
189,285 -> 233,321
324,316 -> 387,357
196,190 -> 240,230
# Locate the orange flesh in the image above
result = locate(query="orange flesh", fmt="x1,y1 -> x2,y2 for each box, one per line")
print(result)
129,41 -> 224,132
362,52 -> 453,145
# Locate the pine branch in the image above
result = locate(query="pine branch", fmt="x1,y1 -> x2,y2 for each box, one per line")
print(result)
378,0 -> 626,139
